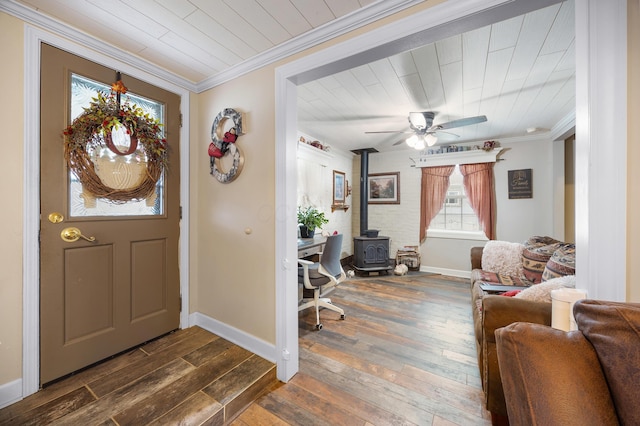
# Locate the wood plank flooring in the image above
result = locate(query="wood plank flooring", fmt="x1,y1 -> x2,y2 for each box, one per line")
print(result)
0,327 -> 277,425
232,272 -> 491,426
0,272 -> 490,425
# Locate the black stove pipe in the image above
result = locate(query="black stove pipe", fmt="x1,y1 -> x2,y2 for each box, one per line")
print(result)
351,148 -> 378,236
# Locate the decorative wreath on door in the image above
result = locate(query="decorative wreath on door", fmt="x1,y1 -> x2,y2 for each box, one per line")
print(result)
63,76 -> 168,203
208,108 -> 245,183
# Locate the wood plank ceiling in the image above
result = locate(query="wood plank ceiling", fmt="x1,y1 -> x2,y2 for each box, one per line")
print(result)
8,0 -> 575,152
298,1 -> 575,152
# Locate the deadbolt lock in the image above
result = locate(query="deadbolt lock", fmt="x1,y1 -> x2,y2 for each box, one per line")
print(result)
48,212 -> 64,223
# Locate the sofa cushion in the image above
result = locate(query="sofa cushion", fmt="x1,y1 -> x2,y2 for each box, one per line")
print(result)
514,275 -> 576,303
481,240 -> 525,277
542,243 -> 576,281
575,300 -> 640,425
471,270 -> 531,287
522,243 -> 562,284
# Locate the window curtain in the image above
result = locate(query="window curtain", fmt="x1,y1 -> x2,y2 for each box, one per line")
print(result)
420,165 -> 455,243
460,162 -> 497,240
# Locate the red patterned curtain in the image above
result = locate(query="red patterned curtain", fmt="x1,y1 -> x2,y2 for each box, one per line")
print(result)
420,165 -> 455,243
460,162 -> 497,240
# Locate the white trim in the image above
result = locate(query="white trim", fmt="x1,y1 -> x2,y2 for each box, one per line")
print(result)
275,0 -> 565,385
0,379 -> 22,410
421,266 -> 471,280
427,229 -> 488,241
414,148 -> 506,167
574,0 -> 627,301
22,25 -> 191,399
189,313 -> 276,364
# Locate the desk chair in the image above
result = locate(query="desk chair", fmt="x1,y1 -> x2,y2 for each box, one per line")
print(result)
298,234 -> 346,330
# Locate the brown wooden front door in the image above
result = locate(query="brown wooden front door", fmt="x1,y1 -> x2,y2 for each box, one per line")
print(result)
39,44 -> 181,385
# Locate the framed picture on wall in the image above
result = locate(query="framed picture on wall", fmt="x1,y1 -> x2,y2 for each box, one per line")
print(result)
333,170 -> 346,204
368,172 -> 400,204
508,168 -> 533,199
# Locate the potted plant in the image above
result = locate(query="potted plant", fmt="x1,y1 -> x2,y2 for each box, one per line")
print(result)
297,206 -> 329,238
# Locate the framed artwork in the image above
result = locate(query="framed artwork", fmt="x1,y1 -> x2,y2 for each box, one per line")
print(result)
333,170 -> 346,204
368,172 -> 400,204
508,169 -> 533,199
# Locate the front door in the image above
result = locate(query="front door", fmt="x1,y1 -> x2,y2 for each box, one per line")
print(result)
39,44 -> 181,385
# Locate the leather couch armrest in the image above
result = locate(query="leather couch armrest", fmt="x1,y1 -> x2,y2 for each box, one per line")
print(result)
495,322 -> 618,426
483,295 -> 552,343
480,295 -> 552,416
470,246 -> 483,270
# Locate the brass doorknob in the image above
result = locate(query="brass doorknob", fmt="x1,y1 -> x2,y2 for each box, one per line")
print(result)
60,227 -> 96,243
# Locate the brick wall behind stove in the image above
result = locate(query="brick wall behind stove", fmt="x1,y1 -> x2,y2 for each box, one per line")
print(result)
352,150 -> 421,259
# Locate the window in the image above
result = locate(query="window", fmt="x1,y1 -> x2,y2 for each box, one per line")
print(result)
429,165 -> 481,233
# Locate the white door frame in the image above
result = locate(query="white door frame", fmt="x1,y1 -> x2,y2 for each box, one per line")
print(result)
275,0 -> 627,381
22,26 -> 191,396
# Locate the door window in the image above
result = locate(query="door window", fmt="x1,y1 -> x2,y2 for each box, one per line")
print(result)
69,74 -> 165,217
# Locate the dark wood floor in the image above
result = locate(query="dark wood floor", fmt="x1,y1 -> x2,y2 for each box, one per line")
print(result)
233,272 -> 491,425
0,327 -> 277,425
0,272 -> 490,425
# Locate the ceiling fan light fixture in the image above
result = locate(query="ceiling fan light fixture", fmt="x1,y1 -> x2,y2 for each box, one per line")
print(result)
425,133 -> 438,146
406,134 -> 419,148
414,136 -> 426,150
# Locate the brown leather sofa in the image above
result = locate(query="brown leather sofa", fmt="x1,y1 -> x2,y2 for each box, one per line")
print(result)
496,300 -> 640,426
470,247 -> 551,424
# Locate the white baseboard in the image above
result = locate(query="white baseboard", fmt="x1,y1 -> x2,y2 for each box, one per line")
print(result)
421,266 -> 471,279
0,378 -> 23,409
189,312 -> 277,364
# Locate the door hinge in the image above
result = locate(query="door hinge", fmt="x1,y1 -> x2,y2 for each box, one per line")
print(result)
179,206 -> 182,220
179,294 -> 182,312
179,113 -> 183,128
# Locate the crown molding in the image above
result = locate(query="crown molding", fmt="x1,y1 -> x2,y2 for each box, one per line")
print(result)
0,0 -> 199,92
195,0 -> 424,92
1,0 -> 423,94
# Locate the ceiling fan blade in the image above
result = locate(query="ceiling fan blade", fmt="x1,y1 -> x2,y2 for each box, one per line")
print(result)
365,130 -> 412,134
433,130 -> 460,138
431,115 -> 487,131
392,139 -> 407,146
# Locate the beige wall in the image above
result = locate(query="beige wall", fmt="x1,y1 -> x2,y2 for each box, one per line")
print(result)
194,66 -> 277,341
0,12 -> 24,384
628,0 -> 639,302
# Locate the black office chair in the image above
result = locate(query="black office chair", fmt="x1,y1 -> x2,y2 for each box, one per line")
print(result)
298,234 -> 346,330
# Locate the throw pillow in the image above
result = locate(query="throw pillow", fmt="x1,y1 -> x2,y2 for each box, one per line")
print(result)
514,275 -> 576,303
481,240 -> 525,277
524,235 -> 561,248
522,243 -> 562,283
542,243 -> 576,281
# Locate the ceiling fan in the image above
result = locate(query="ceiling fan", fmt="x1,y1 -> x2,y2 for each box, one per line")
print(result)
365,111 -> 487,149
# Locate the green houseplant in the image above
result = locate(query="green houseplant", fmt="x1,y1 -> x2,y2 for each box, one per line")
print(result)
297,206 -> 329,238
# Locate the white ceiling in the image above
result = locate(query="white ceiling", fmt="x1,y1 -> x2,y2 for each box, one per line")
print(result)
298,1 -> 575,152
5,0 -> 575,153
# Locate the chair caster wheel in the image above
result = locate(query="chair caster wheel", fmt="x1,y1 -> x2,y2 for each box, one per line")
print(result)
340,314 -> 345,320
316,323 -> 323,330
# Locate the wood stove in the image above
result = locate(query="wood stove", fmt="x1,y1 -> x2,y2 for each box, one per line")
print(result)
353,236 -> 391,273
351,148 -> 392,274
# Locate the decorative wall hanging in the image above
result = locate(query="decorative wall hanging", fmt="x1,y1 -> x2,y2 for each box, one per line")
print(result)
508,169 -> 533,199
208,108 -> 245,183
368,172 -> 400,204
63,73 -> 167,203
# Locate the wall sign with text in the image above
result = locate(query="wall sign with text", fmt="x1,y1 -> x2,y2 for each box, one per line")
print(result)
508,169 -> 533,199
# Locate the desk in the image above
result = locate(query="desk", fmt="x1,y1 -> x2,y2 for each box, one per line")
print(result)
297,235 -> 326,259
